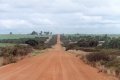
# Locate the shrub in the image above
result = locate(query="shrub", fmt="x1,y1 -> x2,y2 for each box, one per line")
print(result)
13,45 -> 33,56
77,47 -> 100,52
77,40 -> 98,47
25,39 -> 47,49
104,58 -> 120,68
86,52 -> 110,62
25,40 -> 38,47
102,58 -> 120,77
65,44 -> 76,51
1,44 -> 33,64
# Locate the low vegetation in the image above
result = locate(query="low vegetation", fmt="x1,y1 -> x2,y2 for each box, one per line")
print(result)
84,51 -> 120,78
86,52 -> 111,63
0,43 -> 15,47
0,34 -> 39,40
45,35 -> 57,48
0,31 -> 57,66
61,34 -> 120,78
0,37 -> 48,44
1,45 -> 33,64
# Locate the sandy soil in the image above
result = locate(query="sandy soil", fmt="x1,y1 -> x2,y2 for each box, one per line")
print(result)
0,35 -> 118,80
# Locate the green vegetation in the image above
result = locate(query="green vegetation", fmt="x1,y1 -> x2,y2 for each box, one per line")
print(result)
0,34 -> 39,40
0,43 -> 15,47
45,35 -> 57,48
61,34 -> 120,78
0,30 -> 53,40
0,36 -> 48,44
32,50 -> 45,56
0,33 -> 57,66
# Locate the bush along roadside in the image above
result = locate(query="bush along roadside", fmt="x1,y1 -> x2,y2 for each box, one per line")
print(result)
60,34 -> 120,78
0,35 -> 57,66
82,51 -> 120,78
1,44 -> 33,65
25,35 -> 57,49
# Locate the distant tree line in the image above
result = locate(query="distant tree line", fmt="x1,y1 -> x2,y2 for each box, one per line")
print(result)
30,31 -> 52,36
61,34 -> 120,50
9,31 -> 52,36
0,37 -> 48,44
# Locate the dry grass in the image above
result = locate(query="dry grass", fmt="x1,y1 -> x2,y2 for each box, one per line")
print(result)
68,49 -> 120,78
0,57 -> 3,66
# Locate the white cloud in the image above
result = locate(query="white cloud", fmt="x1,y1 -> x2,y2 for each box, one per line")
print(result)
0,0 -> 120,33
0,19 -> 33,29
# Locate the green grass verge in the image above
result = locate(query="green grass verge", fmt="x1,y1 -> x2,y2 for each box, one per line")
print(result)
0,43 -> 15,47
32,50 -> 45,56
0,34 -> 42,40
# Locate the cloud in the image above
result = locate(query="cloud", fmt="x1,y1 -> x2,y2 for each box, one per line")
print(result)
0,0 -> 120,33
0,19 -> 33,29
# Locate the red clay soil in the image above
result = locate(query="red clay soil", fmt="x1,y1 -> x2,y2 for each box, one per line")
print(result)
0,35 -> 118,80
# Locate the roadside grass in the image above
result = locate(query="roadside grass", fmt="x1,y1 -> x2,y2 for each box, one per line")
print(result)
0,34 -> 39,40
67,48 -> 120,78
31,50 -> 44,56
82,49 -> 120,78
1,45 -> 33,65
76,47 -> 100,52
61,34 -> 120,78
0,57 -> 3,66
31,48 -> 49,56
0,34 -> 49,40
0,35 -> 56,66
100,49 -> 120,56
0,43 -> 15,47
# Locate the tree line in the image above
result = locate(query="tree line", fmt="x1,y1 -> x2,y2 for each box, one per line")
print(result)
30,31 -> 52,36
61,34 -> 120,50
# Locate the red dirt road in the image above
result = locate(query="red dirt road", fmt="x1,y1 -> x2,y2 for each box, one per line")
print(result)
0,35 -> 117,80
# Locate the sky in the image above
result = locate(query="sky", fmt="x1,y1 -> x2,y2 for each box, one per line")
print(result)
0,0 -> 120,34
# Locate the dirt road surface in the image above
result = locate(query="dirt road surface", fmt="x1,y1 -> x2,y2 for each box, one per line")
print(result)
0,35 -> 118,80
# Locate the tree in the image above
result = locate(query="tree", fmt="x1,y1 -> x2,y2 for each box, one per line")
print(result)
31,31 -> 38,35
44,32 -> 50,35
50,32 -> 52,35
89,40 -> 98,47
25,40 -> 38,47
39,31 -> 43,36
10,32 -> 13,35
